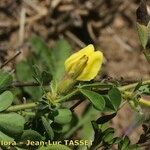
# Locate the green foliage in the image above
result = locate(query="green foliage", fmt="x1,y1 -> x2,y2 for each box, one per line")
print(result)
39,144 -> 71,150
30,36 -> 54,73
80,89 -> 105,111
50,39 -> 72,81
91,121 -> 140,150
41,116 -> 54,140
0,91 -> 13,112
16,61 -> 33,82
33,66 -> 52,85
136,22 -> 149,49
137,22 -> 150,63
136,0 -> 150,63
15,36 -> 72,100
78,121 -> 93,150
53,109 -> 72,125
103,95 -> 116,112
16,60 -> 43,100
138,84 -> 150,95
30,36 -> 72,81
0,70 -> 13,93
0,131 -> 14,142
21,129 -> 43,141
0,34 -> 149,150
118,136 -> 140,150
91,121 -> 119,149
108,87 -> 122,110
136,0 -> 150,49
0,113 -> 25,136
118,136 -> 130,150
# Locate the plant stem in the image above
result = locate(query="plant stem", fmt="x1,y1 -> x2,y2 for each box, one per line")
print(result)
56,89 -> 79,102
19,111 -> 36,116
79,82 -> 113,88
6,79 -> 150,112
6,102 -> 38,112
119,79 -> 150,91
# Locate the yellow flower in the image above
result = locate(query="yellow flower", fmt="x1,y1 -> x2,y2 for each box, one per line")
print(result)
65,44 -> 103,81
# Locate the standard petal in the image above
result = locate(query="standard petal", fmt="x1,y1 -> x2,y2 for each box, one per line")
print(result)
77,51 -> 103,81
65,44 -> 94,73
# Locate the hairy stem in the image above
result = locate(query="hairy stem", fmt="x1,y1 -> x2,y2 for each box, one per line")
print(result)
6,79 -> 150,112
119,79 -> 150,91
6,102 -> 38,112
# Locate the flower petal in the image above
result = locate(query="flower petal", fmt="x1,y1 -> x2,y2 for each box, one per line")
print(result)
77,51 -> 103,81
65,44 -> 94,73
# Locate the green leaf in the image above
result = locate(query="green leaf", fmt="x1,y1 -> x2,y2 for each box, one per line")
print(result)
30,36 -> 71,81
54,109 -> 72,125
0,70 -> 13,93
80,89 -> 105,111
138,84 -> 150,95
51,123 -> 63,133
61,124 -> 70,133
39,144 -> 71,150
91,121 -> 99,133
0,113 -> 25,136
96,113 -> 116,124
0,91 -> 14,112
16,60 -> 42,99
41,71 -> 52,84
63,106 -> 99,139
30,36 -> 53,73
103,95 -> 116,112
103,128 -> 114,143
32,65 -> 52,85
129,145 -> 141,150
78,121 -> 94,150
134,81 -> 142,92
136,22 -> 149,49
118,136 -> 130,150
78,82 -> 113,89
80,121 -> 93,140
0,131 -> 14,142
16,60 -> 33,81
51,39 -> 71,81
41,116 -> 54,140
21,129 -> 43,141
112,137 -> 121,144
108,87 -> 121,110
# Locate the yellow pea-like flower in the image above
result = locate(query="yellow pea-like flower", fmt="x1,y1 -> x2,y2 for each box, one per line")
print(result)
65,44 -> 103,81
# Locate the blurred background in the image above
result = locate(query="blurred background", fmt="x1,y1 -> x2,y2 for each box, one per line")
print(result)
0,0 -> 150,146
